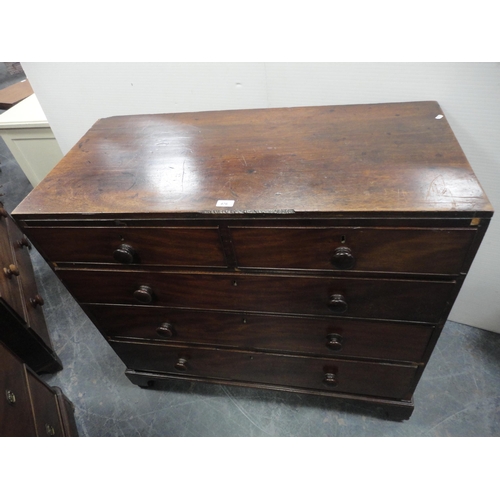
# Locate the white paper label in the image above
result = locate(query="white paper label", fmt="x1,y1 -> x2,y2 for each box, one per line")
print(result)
216,200 -> 235,207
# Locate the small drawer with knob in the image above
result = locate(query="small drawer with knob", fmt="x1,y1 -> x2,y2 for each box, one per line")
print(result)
84,304 -> 434,363
21,226 -> 227,268
229,226 -> 477,275
110,339 -> 419,400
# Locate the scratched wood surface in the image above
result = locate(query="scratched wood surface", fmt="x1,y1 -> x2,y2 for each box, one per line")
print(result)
13,101 -> 492,217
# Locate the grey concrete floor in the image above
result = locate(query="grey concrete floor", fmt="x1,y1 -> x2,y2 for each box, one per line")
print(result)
1,67 -> 499,437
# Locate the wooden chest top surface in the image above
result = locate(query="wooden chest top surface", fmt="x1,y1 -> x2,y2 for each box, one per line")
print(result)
13,101 -> 493,218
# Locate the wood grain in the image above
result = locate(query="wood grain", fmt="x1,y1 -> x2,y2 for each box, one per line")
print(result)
13,102 -> 493,218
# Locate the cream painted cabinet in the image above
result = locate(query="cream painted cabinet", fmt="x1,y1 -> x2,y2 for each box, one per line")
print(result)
0,94 -> 62,187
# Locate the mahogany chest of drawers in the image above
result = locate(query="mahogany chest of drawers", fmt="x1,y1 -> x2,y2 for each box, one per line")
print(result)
12,102 -> 493,419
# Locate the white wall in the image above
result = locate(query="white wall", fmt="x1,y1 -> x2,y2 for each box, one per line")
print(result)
21,62 -> 500,333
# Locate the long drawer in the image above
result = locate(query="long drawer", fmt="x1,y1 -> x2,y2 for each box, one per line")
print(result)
110,340 -> 418,400
86,304 -> 433,362
58,269 -> 455,323
24,226 -> 227,267
230,226 -> 476,275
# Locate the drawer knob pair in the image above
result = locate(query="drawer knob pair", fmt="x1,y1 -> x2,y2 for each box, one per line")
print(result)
113,244 -> 138,264
331,246 -> 355,270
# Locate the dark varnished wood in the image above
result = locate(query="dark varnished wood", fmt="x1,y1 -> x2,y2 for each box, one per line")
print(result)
0,342 -> 77,437
84,304 -> 434,362
0,211 -> 61,374
58,269 -> 455,323
26,371 -> 65,437
110,340 -> 418,400
11,102 -> 493,420
24,226 -> 226,267
230,226 -> 477,275
125,368 -> 415,420
13,102 -> 493,218
0,341 -> 37,436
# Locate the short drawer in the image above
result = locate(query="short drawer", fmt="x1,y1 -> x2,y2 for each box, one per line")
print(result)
230,227 -> 476,275
24,226 -> 227,267
86,304 -> 434,362
110,340 -> 418,400
59,269 -> 456,323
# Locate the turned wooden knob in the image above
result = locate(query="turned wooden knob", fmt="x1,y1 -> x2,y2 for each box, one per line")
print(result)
17,235 -> 32,249
30,295 -> 45,308
331,246 -> 355,270
156,322 -> 176,338
0,207 -> 7,218
323,372 -> 338,387
175,357 -> 188,371
328,294 -> 348,313
3,264 -> 20,278
113,244 -> 138,264
133,285 -> 154,304
326,333 -> 343,351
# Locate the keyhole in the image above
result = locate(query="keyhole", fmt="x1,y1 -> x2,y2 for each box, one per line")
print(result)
233,280 -> 238,287
341,235 -> 346,244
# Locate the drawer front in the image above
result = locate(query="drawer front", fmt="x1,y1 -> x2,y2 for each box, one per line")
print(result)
59,270 -> 455,323
230,227 -> 476,275
26,372 -> 64,437
0,344 -> 36,437
7,218 -> 50,345
86,304 -> 433,362
24,226 -> 226,267
0,215 -> 25,321
110,340 -> 418,400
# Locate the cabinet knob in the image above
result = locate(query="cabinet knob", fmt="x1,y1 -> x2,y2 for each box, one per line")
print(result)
5,389 -> 16,405
133,285 -> 154,304
30,295 -> 45,308
323,372 -> 338,387
331,246 -> 355,270
3,264 -> 20,278
328,294 -> 348,313
45,423 -> 56,436
17,235 -> 32,249
175,357 -> 188,371
156,322 -> 176,338
326,333 -> 343,351
113,244 -> 138,264
0,207 -> 7,218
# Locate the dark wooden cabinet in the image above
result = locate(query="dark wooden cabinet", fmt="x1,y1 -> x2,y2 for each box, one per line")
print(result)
0,341 -> 78,436
12,102 -> 493,419
0,206 -> 62,374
